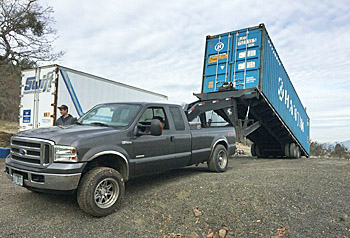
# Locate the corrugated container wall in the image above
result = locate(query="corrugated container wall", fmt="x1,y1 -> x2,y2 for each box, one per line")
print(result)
202,24 -> 310,154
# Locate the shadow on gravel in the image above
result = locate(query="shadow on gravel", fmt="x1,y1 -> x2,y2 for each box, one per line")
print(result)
20,190 -> 78,205
15,190 -> 87,217
14,165 -> 212,217
125,166 -> 210,194
233,156 -> 302,161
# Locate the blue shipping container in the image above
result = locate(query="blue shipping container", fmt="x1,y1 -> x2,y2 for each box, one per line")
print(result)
202,24 -> 310,155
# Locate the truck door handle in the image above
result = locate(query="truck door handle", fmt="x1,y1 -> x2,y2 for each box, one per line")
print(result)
170,136 -> 175,142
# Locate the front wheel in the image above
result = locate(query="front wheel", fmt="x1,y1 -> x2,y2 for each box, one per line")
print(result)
77,167 -> 125,217
208,145 -> 228,172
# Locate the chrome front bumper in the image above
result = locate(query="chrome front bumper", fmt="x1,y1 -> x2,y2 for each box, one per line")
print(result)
5,165 -> 82,191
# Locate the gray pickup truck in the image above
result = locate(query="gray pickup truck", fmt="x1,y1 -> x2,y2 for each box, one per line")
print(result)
5,102 -> 235,216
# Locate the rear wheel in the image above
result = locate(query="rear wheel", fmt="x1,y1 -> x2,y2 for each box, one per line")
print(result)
255,144 -> 265,158
77,167 -> 125,217
289,143 -> 297,158
296,147 -> 301,159
251,144 -> 256,156
284,144 -> 290,158
208,145 -> 228,172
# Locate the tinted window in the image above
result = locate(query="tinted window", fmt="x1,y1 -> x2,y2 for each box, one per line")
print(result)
170,107 -> 185,131
78,104 -> 141,128
139,107 -> 169,130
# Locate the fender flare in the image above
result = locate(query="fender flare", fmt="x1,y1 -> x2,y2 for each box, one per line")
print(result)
209,137 -> 229,159
85,149 -> 130,180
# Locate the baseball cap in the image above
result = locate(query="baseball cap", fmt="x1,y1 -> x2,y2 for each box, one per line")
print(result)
58,105 -> 68,110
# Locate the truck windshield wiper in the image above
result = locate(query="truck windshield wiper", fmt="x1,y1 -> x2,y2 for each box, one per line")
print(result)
90,122 -> 111,127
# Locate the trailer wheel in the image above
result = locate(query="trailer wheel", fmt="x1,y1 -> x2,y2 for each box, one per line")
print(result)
77,167 -> 125,217
208,145 -> 228,172
284,144 -> 290,158
296,147 -> 301,159
251,144 -> 256,156
255,144 -> 265,158
289,143 -> 297,158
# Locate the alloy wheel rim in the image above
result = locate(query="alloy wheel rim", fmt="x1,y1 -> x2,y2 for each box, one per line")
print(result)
94,178 -> 119,209
218,150 -> 228,169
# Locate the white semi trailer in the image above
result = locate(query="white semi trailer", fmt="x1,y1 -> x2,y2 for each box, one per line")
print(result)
19,65 -> 168,131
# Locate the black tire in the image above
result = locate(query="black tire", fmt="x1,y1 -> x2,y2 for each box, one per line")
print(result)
77,167 -> 125,217
284,144 -> 290,158
289,143 -> 297,158
255,144 -> 265,158
296,147 -> 301,159
251,144 -> 256,156
208,145 -> 228,172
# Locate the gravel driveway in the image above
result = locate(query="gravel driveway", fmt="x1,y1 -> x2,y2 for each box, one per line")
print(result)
0,157 -> 349,238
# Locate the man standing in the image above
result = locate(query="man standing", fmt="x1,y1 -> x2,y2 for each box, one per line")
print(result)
56,105 -> 77,126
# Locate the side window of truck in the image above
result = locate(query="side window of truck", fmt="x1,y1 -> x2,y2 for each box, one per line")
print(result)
169,107 -> 185,131
138,107 -> 169,132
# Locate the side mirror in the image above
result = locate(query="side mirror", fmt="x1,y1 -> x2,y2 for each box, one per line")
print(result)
133,125 -> 140,136
150,119 -> 162,136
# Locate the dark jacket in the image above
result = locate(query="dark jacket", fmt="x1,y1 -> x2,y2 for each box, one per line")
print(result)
56,114 -> 77,126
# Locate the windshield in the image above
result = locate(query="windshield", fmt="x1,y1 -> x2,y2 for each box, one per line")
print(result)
78,104 -> 141,128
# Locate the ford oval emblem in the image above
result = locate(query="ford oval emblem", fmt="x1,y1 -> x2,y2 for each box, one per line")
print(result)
18,148 -> 27,155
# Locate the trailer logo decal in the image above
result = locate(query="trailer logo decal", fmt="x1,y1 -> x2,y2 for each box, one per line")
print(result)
23,71 -> 54,94
23,109 -> 31,123
214,42 -> 224,51
277,77 -> 305,133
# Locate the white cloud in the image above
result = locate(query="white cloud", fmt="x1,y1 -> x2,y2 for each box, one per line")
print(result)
41,0 -> 350,142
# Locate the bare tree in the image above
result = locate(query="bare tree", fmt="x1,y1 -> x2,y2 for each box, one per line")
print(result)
0,0 -> 63,66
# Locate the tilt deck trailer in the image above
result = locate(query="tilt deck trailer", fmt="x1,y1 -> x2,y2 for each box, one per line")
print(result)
188,23 -> 310,158
185,87 -> 308,158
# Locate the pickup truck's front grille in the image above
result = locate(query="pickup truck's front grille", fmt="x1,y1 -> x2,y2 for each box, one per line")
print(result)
10,137 -> 54,168
12,154 -> 41,164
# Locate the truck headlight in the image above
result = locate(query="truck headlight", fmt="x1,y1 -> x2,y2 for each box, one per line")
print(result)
53,145 -> 78,162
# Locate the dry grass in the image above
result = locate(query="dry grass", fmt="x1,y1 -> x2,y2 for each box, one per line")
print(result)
0,120 -> 18,134
0,120 -> 18,147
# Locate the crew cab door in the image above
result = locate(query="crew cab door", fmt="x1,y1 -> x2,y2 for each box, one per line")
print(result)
132,106 -> 176,175
168,106 -> 191,167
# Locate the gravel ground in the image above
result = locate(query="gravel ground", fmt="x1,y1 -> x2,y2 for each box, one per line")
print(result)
0,157 -> 349,238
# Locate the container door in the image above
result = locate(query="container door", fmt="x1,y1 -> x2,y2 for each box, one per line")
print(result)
36,67 -> 57,128
230,28 -> 261,90
19,69 -> 38,131
203,33 -> 232,92
19,67 -> 56,131
202,27 -> 262,93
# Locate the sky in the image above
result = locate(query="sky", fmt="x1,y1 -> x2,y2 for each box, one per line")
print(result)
40,0 -> 350,143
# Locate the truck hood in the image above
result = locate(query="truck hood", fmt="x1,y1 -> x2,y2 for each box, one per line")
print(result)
15,125 -> 117,145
